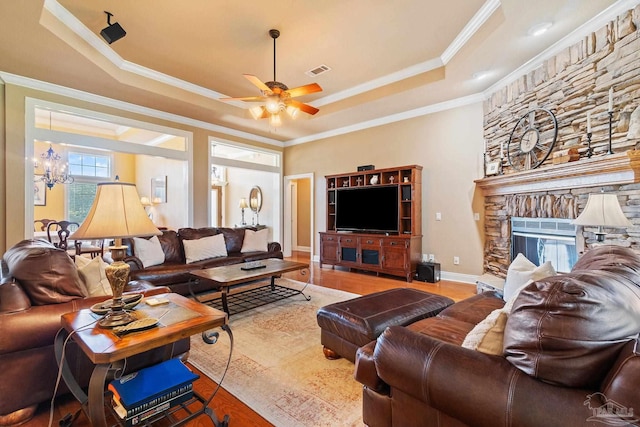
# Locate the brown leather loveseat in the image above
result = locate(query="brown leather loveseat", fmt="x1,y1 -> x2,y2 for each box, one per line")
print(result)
124,227 -> 283,296
355,245 -> 640,426
0,239 -> 188,425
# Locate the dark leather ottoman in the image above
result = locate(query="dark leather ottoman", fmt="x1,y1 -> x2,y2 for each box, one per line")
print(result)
316,288 -> 454,362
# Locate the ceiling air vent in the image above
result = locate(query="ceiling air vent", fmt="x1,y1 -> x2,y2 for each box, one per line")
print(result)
305,64 -> 331,77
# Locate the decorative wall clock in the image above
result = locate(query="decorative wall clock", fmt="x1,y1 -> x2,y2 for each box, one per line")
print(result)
507,108 -> 558,171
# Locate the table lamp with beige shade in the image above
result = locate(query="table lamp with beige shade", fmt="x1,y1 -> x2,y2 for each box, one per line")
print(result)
572,192 -> 632,242
70,182 -> 161,327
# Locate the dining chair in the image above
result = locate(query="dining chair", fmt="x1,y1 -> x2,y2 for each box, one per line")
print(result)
46,220 -> 80,258
34,218 -> 57,231
74,239 -> 105,259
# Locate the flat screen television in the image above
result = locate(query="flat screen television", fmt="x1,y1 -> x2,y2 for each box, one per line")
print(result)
335,186 -> 399,233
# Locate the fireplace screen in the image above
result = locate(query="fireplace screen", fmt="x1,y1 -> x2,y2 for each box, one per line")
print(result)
511,217 -> 578,273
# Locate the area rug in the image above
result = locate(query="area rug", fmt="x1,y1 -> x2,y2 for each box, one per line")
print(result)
188,278 -> 364,427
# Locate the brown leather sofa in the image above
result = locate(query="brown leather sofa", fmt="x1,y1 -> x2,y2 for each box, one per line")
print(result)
355,245 -> 640,427
125,227 -> 283,295
0,239 -> 189,425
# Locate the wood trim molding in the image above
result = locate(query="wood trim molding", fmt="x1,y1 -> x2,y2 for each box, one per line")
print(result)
475,150 -> 640,196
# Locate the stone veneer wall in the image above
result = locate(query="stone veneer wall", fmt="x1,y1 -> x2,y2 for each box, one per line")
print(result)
482,6 -> 640,277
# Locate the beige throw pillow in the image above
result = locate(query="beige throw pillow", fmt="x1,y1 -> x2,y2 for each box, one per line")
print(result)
462,280 -> 533,355
133,235 -> 165,268
503,253 -> 556,301
241,228 -> 269,253
183,234 -> 228,264
75,255 -> 113,297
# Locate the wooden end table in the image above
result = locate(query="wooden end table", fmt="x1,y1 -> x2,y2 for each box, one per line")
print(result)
189,258 -> 311,316
55,293 -> 230,427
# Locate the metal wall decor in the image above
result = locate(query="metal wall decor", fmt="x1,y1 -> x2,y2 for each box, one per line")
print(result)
507,108 -> 558,171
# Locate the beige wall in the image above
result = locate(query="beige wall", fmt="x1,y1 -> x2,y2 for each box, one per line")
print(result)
296,178 -> 311,248
284,103 -> 486,276
135,155 -> 187,230
0,83 -> 282,253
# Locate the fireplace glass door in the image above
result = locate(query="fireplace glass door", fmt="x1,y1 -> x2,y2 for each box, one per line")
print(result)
511,217 -> 578,273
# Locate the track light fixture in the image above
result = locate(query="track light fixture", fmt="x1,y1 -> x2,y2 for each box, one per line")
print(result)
100,11 -> 126,44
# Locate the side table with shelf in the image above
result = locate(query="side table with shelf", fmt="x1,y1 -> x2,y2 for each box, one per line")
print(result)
54,293 -> 230,427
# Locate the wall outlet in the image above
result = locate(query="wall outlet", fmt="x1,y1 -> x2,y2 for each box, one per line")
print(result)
435,212 -> 442,221
474,212 -> 480,221
421,253 -> 429,262
428,254 -> 435,262
453,256 -> 460,265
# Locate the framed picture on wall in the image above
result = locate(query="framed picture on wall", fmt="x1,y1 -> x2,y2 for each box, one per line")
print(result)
34,176 -> 46,206
151,176 -> 167,203
485,161 -> 501,176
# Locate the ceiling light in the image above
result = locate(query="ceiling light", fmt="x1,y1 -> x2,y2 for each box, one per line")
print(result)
100,11 -> 126,44
269,114 -> 282,127
528,22 -> 552,37
265,96 -> 282,114
472,71 -> 490,80
286,106 -> 299,119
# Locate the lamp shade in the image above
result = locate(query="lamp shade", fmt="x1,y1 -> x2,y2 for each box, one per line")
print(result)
572,193 -> 632,228
239,198 -> 249,209
70,182 -> 161,240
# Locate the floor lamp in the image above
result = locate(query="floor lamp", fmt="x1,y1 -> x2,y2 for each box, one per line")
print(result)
572,193 -> 632,242
70,182 -> 161,327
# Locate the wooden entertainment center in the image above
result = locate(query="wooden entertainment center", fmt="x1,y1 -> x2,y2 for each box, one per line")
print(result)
320,165 -> 422,282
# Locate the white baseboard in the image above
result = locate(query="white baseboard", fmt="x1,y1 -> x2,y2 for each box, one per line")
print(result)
294,246 -> 311,252
440,271 -> 478,285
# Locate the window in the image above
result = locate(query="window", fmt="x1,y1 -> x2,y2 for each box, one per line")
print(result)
68,152 -> 110,178
68,182 -> 98,223
67,151 -> 111,223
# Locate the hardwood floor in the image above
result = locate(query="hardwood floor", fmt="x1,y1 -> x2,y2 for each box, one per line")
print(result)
28,252 -> 475,427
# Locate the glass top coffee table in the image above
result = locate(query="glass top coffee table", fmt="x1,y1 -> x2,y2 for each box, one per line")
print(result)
189,258 -> 311,316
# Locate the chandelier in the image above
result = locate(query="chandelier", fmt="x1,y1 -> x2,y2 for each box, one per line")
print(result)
35,144 -> 74,189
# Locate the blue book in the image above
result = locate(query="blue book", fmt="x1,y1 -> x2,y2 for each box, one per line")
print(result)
108,358 -> 199,409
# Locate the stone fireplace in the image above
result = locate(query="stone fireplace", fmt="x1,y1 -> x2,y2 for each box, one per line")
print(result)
475,150 -> 640,278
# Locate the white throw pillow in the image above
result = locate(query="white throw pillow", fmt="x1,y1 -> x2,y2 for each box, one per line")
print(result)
133,235 -> 165,268
75,255 -> 113,297
503,253 -> 556,301
241,228 -> 269,253
183,234 -> 228,264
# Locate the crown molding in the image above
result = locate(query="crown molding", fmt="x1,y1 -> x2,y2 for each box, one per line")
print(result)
0,71 -> 284,147
441,0 -> 501,64
285,93 -> 484,146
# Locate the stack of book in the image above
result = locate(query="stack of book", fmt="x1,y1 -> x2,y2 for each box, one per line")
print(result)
108,358 -> 199,426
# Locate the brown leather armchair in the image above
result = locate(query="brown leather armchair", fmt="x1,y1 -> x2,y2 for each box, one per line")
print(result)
0,240 -> 189,425
355,245 -> 640,427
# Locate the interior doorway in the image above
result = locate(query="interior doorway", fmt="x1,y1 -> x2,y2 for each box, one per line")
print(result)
283,173 -> 313,259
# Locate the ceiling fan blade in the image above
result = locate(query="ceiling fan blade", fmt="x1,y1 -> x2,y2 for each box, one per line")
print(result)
289,99 -> 319,115
219,96 -> 265,102
285,83 -> 322,98
243,74 -> 271,92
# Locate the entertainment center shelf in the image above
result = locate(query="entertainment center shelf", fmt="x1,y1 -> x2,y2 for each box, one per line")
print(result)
321,165 -> 422,282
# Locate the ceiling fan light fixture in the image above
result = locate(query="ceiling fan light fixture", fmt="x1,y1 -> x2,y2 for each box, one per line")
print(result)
286,106 -> 299,119
269,113 -> 282,127
265,96 -> 281,114
249,105 -> 264,120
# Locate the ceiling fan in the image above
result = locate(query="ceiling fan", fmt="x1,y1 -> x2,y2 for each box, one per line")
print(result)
221,29 -> 322,126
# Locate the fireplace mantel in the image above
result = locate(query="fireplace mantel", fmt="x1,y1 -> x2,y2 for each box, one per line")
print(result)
475,150 -> 640,196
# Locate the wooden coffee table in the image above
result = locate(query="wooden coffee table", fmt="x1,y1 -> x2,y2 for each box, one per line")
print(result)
189,258 -> 310,316
55,293 -> 230,427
